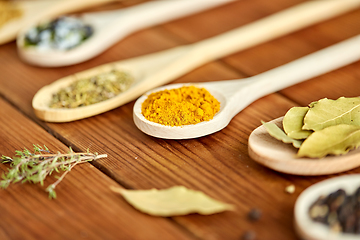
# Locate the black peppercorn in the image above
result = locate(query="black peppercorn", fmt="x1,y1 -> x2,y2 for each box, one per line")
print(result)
248,208 -> 262,221
309,187 -> 360,234
242,230 -> 256,240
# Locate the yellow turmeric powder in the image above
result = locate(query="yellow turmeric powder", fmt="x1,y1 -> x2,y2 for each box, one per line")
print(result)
141,86 -> 220,126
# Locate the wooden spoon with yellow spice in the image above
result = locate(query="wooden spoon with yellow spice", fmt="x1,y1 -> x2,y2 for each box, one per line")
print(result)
32,0 -> 360,123
133,35 -> 360,139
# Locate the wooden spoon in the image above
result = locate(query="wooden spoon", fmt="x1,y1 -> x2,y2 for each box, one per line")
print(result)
134,35 -> 360,139
248,117 -> 360,175
17,0 -> 232,67
0,0 -> 116,45
32,0 -> 360,122
294,174 -> 360,240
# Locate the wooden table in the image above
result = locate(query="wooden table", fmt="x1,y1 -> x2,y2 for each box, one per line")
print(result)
1,0 -> 360,239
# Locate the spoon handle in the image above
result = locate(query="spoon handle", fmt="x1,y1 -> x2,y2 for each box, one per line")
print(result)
36,0 -> 116,19
133,0 -> 360,89
230,35 -> 360,117
135,0 -> 360,94
188,0 -> 360,64
115,0 -> 233,31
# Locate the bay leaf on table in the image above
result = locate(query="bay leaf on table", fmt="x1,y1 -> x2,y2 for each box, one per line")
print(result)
303,97 -> 360,131
297,124 -> 360,158
283,107 -> 312,139
111,186 -> 234,216
261,121 -> 302,148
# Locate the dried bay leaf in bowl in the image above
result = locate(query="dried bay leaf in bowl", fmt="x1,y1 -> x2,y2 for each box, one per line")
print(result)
261,96 -> 360,158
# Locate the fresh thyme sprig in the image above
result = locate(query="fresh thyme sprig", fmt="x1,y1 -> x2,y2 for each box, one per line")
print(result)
0,145 -> 107,199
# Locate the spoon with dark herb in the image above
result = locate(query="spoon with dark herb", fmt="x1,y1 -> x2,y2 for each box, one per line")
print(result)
17,0 -> 231,67
295,175 -> 360,239
32,1 -> 360,122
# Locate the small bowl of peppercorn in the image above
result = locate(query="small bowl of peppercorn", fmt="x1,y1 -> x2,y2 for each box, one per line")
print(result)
295,174 -> 360,240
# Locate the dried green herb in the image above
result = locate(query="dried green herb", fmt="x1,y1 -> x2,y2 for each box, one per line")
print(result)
49,70 -> 134,108
0,145 -> 107,199
111,185 -> 234,216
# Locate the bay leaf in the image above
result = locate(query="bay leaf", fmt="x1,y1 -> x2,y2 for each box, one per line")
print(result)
308,99 -> 319,108
283,107 -> 312,139
297,124 -> 360,158
303,97 -> 360,131
262,121 -> 302,148
110,186 -> 234,216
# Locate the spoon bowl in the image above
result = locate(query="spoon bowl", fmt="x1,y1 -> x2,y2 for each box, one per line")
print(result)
295,174 -> 360,240
134,35 -> 360,139
17,0 -> 231,67
32,1 -> 360,122
133,82 -> 232,139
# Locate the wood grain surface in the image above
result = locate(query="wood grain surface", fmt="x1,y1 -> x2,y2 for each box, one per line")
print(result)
0,98 -> 194,240
1,0 -> 360,239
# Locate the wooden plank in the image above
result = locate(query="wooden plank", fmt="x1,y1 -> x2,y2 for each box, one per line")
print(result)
0,98 -> 195,240
1,0 -> 360,239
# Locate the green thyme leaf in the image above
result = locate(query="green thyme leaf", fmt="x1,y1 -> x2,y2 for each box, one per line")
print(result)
0,145 -> 107,199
